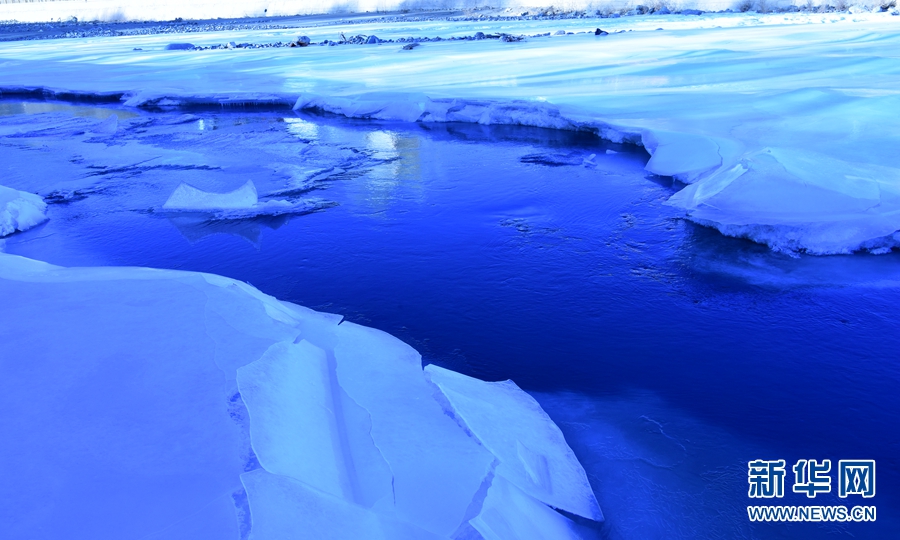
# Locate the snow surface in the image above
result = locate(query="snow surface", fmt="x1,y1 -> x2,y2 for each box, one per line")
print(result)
1,12 -> 898,253
0,0 -> 808,25
0,252 -> 599,539
0,184 -> 47,236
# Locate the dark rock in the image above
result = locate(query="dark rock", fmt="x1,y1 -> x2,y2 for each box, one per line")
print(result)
474,31 -> 485,40
366,35 -> 379,44
297,36 -> 310,46
681,9 -> 704,15
658,6 -> 671,14
165,43 -> 195,50
554,30 -> 566,35
402,43 -> 419,50
595,28 -> 609,35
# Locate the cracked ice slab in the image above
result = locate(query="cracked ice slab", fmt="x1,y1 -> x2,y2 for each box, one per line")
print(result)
470,475 -> 584,540
0,252 -> 600,539
666,147 -> 900,254
333,321 -> 497,537
236,340 -> 394,508
425,365 -> 602,522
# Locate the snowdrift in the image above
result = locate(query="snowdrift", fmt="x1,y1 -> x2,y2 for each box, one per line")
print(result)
0,252 -> 601,539
0,184 -> 47,237
5,0 -> 774,24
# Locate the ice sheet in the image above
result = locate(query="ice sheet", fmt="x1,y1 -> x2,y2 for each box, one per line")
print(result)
425,365 -> 602,522
236,340 -> 393,507
333,321 -> 496,536
0,252 -> 601,538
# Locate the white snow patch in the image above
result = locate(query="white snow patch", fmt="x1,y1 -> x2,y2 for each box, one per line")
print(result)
0,184 -> 48,237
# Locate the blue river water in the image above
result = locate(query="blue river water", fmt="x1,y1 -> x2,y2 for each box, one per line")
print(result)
3,103 -> 898,539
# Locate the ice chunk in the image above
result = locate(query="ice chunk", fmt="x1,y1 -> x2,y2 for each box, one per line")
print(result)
425,365 -> 602,522
237,340 -> 393,508
161,180 -> 330,220
163,180 -> 258,210
333,322 -> 496,536
89,114 -> 118,135
470,476 -> 583,540
642,130 -> 722,183
666,148 -> 900,254
0,184 -> 47,237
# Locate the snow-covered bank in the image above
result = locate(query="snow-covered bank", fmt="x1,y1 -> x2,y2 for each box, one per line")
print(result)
1,12 -> 899,253
0,184 -> 46,236
0,0 -> 857,25
0,251 -> 601,538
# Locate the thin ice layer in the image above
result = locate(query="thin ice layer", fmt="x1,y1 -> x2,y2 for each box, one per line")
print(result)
425,365 -> 602,522
334,321 -> 496,537
2,252 -> 603,538
0,184 -> 47,237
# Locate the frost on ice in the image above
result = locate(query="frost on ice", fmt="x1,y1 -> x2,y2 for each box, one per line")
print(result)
0,185 -> 47,237
0,253 -> 600,539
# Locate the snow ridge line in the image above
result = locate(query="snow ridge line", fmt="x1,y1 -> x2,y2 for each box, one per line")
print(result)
3,83 -> 714,178
0,84 -> 725,183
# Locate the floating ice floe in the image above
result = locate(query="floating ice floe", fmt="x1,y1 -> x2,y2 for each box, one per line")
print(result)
0,184 -> 48,237
0,253 -> 600,539
162,180 -> 329,219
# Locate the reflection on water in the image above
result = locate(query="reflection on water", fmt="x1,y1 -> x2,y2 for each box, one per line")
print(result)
0,100 -> 139,120
167,214 -> 293,246
2,104 -> 898,539
283,116 -> 318,139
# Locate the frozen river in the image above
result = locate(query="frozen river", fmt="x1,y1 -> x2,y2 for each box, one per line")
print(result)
2,101 -> 898,538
